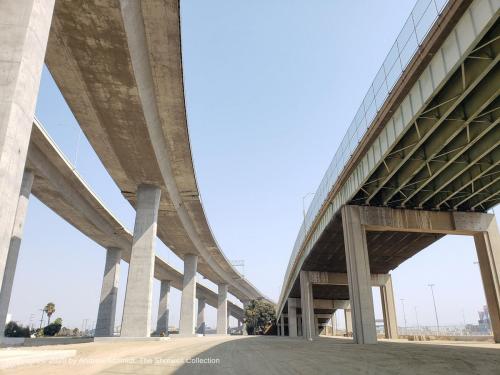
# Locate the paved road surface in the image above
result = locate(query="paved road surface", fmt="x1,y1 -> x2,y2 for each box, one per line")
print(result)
3,336 -> 500,374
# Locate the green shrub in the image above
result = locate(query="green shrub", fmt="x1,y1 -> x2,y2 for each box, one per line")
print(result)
43,323 -> 62,336
4,321 -> 30,338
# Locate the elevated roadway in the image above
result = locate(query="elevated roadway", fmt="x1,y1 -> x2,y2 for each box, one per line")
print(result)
44,0 -> 267,304
27,119 -> 244,324
278,0 -> 500,343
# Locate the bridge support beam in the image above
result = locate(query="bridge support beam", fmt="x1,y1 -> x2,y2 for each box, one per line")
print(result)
196,298 -> 206,335
280,315 -> 285,336
95,247 -> 122,337
0,1 -> 54,297
287,298 -> 298,337
344,309 -> 352,336
300,270 -> 315,340
216,283 -> 228,335
380,274 -> 398,339
341,205 -> 377,344
179,254 -> 198,335
331,313 -> 337,336
474,218 -> 500,343
156,280 -> 170,336
121,185 -> 161,337
0,170 -> 34,337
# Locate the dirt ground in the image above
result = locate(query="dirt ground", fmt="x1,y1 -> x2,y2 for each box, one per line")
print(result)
2,335 -> 500,375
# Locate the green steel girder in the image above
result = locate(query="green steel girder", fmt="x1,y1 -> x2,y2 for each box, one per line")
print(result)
352,21 -> 500,212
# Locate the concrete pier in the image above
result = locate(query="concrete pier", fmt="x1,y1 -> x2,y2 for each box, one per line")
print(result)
280,316 -> 285,337
0,170 -> 34,336
341,205 -> 377,344
216,283 -> 228,335
95,247 -> 122,337
0,0 -> 54,295
156,280 -> 170,336
179,254 -> 198,335
196,298 -> 206,335
288,298 -> 298,337
474,217 -> 500,343
121,185 -> 161,337
380,274 -> 398,339
345,309 -> 352,336
300,270 -> 315,340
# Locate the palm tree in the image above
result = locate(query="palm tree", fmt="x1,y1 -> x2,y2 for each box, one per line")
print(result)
44,303 -> 56,325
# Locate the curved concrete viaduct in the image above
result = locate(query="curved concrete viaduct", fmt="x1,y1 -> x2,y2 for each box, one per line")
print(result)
0,119 -> 244,339
43,0 -> 267,308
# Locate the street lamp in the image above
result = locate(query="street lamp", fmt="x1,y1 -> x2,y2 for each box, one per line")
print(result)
428,284 -> 440,335
400,299 -> 407,335
414,306 -> 420,334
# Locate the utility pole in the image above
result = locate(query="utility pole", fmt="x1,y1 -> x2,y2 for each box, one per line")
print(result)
400,299 -> 407,335
414,306 -> 420,334
39,309 -> 45,329
428,284 -> 440,335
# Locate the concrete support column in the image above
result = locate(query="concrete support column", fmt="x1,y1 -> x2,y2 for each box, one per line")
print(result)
196,298 -> 206,335
242,300 -> 250,335
474,217 -> 500,343
121,185 -> 161,337
380,274 -> 398,339
0,1 -> 54,293
344,309 -> 353,336
216,283 -> 228,335
280,315 -> 285,337
179,254 -> 198,335
287,298 -> 298,337
0,170 -> 34,336
95,247 -> 122,337
300,270 -> 315,340
341,205 -> 377,344
298,316 -> 303,336
156,280 -> 170,336
227,306 -> 231,333
331,313 -> 337,336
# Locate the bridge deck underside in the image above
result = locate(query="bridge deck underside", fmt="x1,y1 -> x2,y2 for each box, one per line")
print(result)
286,213 -> 443,309
352,21 -> 499,211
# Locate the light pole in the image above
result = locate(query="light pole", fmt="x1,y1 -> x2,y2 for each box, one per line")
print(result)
428,284 -> 440,335
400,299 -> 407,335
414,306 -> 420,334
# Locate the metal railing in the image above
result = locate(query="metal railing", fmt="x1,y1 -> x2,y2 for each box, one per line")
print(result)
282,0 -> 450,300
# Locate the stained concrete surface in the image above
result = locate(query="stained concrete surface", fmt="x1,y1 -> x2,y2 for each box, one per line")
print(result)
2,336 -> 499,375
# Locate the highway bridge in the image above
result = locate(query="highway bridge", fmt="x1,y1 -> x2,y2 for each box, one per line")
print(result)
0,119 -> 245,338
0,0 -> 267,339
277,0 -> 500,344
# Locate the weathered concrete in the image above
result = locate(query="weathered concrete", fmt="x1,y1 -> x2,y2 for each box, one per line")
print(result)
0,170 -> 34,336
380,274 -> 398,339
216,284 -> 228,335
0,0 -> 54,297
95,248 -> 122,337
156,280 -> 170,336
474,217 -> 500,343
44,0 -> 268,304
121,185 -> 161,337
27,121 -> 246,322
342,205 -> 377,344
288,298 -> 298,337
179,254 -> 198,336
196,298 -> 206,335
300,270 -> 315,340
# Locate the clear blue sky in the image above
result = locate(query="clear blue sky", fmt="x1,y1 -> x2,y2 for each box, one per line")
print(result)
10,0 -> 490,331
